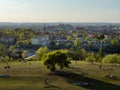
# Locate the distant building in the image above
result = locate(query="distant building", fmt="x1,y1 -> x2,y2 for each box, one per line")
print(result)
118,36 -> 120,40
104,35 -> 111,40
92,41 -> 110,48
0,36 -> 15,44
88,34 -> 95,40
78,37 -> 84,40
31,35 -> 50,46
81,40 -> 110,49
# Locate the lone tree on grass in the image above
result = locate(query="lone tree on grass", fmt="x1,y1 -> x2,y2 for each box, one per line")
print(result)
42,50 -> 71,71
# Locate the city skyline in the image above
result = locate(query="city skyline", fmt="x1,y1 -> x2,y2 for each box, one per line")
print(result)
0,0 -> 120,23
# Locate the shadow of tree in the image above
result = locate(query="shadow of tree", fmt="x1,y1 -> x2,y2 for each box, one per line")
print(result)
51,71 -> 120,90
44,85 -> 61,89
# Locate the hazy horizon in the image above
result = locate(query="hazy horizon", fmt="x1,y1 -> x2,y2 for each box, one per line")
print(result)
0,0 -> 120,23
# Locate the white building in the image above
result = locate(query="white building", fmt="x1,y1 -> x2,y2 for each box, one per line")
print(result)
31,35 -> 50,46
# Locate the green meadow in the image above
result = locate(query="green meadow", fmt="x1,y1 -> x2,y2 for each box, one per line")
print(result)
0,61 -> 120,90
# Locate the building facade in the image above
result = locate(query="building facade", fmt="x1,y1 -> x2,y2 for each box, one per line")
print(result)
31,35 -> 50,46
0,36 -> 15,44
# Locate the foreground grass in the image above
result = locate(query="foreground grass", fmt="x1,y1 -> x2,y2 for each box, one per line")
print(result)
0,61 -> 120,90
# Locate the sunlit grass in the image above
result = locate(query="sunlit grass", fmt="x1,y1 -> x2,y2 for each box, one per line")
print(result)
0,61 -> 119,90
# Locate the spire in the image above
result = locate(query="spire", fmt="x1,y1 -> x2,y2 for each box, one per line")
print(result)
44,24 -> 46,31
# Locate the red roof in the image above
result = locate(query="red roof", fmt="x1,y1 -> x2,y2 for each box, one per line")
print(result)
88,34 -> 95,38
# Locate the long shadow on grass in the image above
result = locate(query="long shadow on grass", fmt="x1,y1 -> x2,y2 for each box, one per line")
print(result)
44,85 -> 61,89
50,71 -> 120,90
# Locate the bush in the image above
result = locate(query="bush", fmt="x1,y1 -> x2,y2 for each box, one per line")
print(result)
102,54 -> 120,63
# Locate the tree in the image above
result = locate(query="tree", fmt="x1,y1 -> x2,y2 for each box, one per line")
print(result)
9,46 -> 16,52
19,33 -> 25,40
85,36 -> 89,41
102,54 -> 120,64
111,39 -> 119,47
86,52 -> 96,63
98,48 -> 104,57
106,39 -> 120,53
74,38 -> 81,47
67,36 -> 71,41
4,56 -> 10,62
96,48 -> 105,62
68,48 -> 75,59
22,50 -> 27,60
43,47 -> 49,54
94,33 -> 104,40
42,50 -> 71,71
66,43 -> 72,49
80,48 -> 87,60
73,47 -> 87,60
36,47 -> 49,60
0,44 -> 6,57
75,47 -> 81,60
36,47 -> 43,60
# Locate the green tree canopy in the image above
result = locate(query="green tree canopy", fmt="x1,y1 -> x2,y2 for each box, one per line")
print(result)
96,48 -> 105,62
36,47 -> 49,60
74,38 -> 81,47
9,46 -> 16,52
42,50 -> 71,71
22,50 -> 27,59
0,44 -> 6,56
67,36 -> 71,41
86,52 -> 96,63
4,56 -> 10,62
69,47 -> 87,60
111,39 -> 120,46
102,54 -> 120,63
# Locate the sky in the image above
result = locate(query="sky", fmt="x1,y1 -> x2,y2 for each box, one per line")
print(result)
0,0 -> 120,23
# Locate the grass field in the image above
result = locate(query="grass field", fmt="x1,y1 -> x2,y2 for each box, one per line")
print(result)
0,61 -> 120,90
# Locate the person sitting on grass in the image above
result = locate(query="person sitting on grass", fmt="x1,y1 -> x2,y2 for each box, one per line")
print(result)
106,73 -> 113,78
99,64 -> 102,69
44,78 -> 49,85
